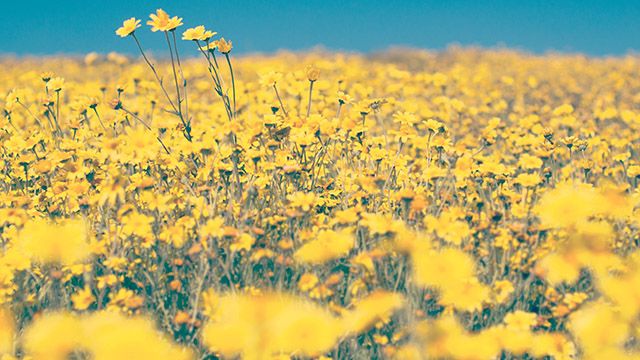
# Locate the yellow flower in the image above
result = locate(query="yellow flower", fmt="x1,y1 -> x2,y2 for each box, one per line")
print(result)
424,118 -> 445,133
121,211 -> 154,238
413,316 -> 501,359
298,273 -> 319,292
337,90 -> 352,105
535,182 -> 602,228
412,247 -> 476,288
215,37 -> 233,53
306,65 -> 320,82
287,191 -> 316,212
182,25 -> 216,41
628,164 -> 640,178
18,218 -> 91,265
22,312 -> 83,360
46,77 -> 65,92
514,172 -> 541,188
503,310 -> 537,331
71,287 -> 95,311
423,209 -> 471,245
0,308 -> 14,355
570,302 -> 629,357
350,251 -> 376,272
439,278 -> 490,311
373,334 -> 388,345
341,291 -> 404,334
82,311 -> 192,360
537,252 -> 582,285
147,9 -> 183,32
491,325 -> 534,355
202,292 -> 342,358
553,103 -> 574,116
294,228 -> 355,264
530,333 -> 576,360
518,153 -> 543,170
201,217 -> 225,239
229,233 -> 255,252
115,17 -> 141,37
492,280 -> 515,303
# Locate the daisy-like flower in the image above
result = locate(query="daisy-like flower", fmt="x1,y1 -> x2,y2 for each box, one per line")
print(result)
215,38 -> 233,54
115,17 -> 141,37
46,77 -> 65,92
147,9 -> 183,32
198,42 -> 217,52
182,25 -> 216,41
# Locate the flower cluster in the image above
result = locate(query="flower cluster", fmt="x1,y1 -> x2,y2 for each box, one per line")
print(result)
1,8 -> 640,360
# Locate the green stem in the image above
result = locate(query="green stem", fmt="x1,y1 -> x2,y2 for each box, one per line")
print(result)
224,53 -> 237,118
196,41 -> 233,121
92,108 -> 107,131
171,30 -> 189,127
16,100 -> 43,128
164,32 -> 184,117
121,107 -> 171,155
131,33 -> 179,114
54,91 -> 62,135
273,84 -> 288,117
306,80 -> 314,118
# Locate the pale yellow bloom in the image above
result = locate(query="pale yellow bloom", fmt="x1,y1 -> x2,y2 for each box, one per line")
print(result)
115,17 -> 141,37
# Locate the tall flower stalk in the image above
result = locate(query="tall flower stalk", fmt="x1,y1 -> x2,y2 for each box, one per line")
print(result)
116,12 -> 192,141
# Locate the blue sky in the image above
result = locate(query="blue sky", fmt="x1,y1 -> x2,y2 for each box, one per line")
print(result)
1,0 -> 639,56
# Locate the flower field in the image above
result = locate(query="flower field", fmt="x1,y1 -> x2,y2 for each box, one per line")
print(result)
2,9 -> 640,360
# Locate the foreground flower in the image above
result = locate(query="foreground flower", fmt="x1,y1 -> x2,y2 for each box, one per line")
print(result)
82,311 -> 192,360
202,292 -> 342,358
0,308 -> 14,354
294,228 -> 355,264
17,218 -> 90,265
22,313 -> 83,360
22,311 -> 191,360
341,291 -> 405,334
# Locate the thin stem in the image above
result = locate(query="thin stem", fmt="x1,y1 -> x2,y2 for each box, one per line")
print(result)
164,31 -> 192,142
16,100 -> 43,128
211,50 -> 220,70
196,41 -> 233,121
54,91 -> 62,135
6,115 -> 19,132
224,53 -> 237,118
149,102 -> 155,124
273,84 -> 288,117
306,80 -> 314,118
197,42 -> 221,88
164,31 -> 186,141
121,106 -> 171,155
23,165 -> 29,194
131,31 -> 190,141
165,32 -> 182,115
121,107 -> 152,130
172,31 -> 189,124
92,108 -> 107,131
211,51 -> 228,90
44,112 -> 56,133
131,34 -> 179,114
